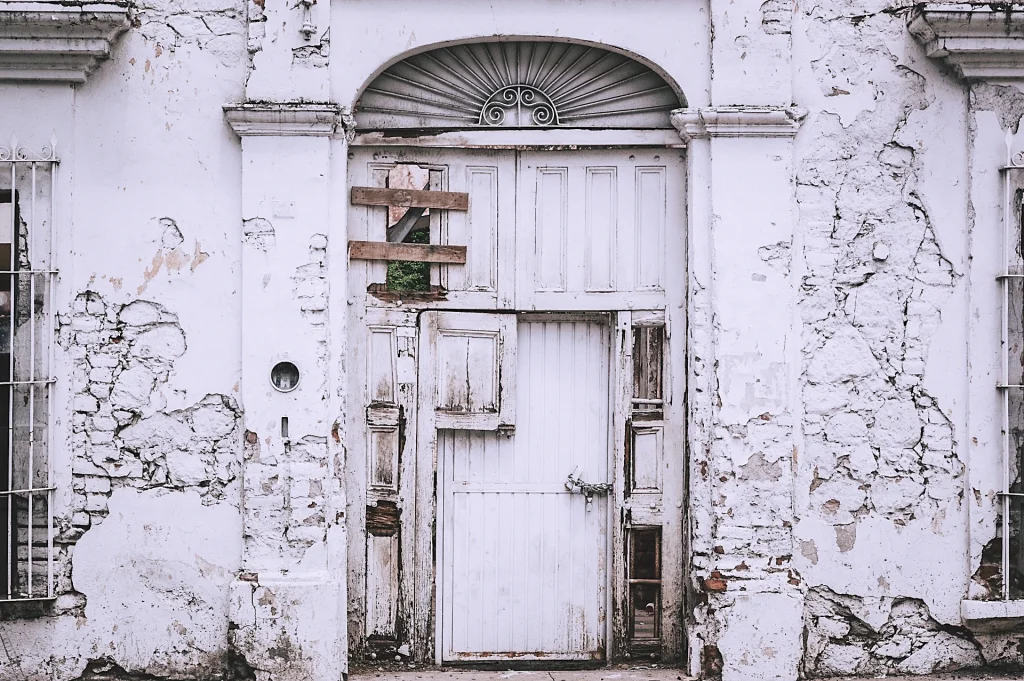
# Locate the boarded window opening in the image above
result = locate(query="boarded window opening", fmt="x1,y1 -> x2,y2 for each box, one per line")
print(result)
628,527 -> 662,644
386,164 -> 434,292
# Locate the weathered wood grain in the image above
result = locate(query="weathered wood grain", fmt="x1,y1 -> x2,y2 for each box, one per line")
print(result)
351,186 -> 469,210
349,241 -> 467,264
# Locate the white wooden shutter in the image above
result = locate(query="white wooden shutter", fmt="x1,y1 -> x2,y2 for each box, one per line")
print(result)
420,311 -> 516,431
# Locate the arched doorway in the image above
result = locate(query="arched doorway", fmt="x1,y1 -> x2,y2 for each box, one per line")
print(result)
345,38 -> 688,666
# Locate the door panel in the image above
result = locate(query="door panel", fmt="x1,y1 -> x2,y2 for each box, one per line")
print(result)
515,149 -> 685,310
347,147 -> 687,664
439,317 -> 611,661
422,311 -> 516,432
347,148 -> 516,310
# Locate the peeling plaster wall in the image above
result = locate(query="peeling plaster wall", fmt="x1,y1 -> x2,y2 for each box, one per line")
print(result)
2,0 -> 1024,679
786,0 -> 1018,676
0,0 -> 246,675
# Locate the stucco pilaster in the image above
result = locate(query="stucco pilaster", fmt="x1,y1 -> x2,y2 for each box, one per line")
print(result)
674,106 -> 804,681
244,0 -> 329,101
224,103 -> 348,681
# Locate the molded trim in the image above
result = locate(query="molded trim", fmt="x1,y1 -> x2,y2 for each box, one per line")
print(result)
961,598 -> 1024,632
908,4 -> 1024,81
670,106 -> 806,141
351,128 -> 685,148
224,103 -> 344,137
0,1 -> 130,83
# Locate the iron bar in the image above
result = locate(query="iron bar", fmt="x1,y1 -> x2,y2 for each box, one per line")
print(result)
47,144 -> 55,598
0,487 -> 55,497
1001,160 -> 1013,601
7,149 -> 15,599
27,164 -> 35,597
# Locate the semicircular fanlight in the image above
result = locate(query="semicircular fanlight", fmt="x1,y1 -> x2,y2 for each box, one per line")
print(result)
355,41 -> 683,130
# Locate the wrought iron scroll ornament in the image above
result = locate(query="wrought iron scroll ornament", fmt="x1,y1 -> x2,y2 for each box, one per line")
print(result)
0,135 -> 58,162
1012,150 -> 1024,168
481,85 -> 558,126
355,41 -> 683,130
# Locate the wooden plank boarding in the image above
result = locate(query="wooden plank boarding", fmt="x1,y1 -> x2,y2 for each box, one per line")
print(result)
351,186 -> 470,210
349,241 -> 467,264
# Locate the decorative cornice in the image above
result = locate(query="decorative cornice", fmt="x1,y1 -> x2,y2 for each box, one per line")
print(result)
223,103 -> 346,137
670,106 -> 806,142
908,3 -> 1024,82
0,1 -> 130,83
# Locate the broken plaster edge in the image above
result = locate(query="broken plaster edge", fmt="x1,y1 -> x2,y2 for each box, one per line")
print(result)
223,103 -> 346,137
670,106 -> 806,142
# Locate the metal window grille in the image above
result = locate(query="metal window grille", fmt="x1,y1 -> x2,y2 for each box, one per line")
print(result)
0,136 -> 57,601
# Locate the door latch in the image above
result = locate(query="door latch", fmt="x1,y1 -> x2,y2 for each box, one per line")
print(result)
565,469 -> 612,501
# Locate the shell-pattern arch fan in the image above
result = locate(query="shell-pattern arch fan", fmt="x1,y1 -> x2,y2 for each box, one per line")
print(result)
355,40 -> 684,131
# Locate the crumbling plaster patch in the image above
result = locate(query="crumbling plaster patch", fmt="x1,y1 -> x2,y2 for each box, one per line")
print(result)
0,490 -> 244,681
0,289 -> 246,681
64,292 -> 243,523
790,0 -> 994,674
72,489 -> 243,678
134,0 -> 246,67
803,586 -> 983,677
241,431 -> 328,568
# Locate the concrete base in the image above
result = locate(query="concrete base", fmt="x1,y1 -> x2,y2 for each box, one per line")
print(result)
229,573 -> 346,681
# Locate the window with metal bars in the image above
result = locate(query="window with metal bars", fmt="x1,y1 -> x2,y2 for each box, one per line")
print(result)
0,137 -> 57,602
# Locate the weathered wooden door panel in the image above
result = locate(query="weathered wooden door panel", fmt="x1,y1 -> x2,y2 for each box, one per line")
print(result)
439,317 -> 611,661
348,147 -> 688,664
423,311 -> 516,431
515,150 -> 685,311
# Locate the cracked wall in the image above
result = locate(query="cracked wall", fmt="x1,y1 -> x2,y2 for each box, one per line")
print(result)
0,289 -> 246,681
0,0 -> 246,669
7,0 -> 1024,679
789,0 -> 1021,676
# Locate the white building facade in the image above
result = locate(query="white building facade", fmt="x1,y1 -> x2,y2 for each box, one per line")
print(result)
1,1 -> 1024,680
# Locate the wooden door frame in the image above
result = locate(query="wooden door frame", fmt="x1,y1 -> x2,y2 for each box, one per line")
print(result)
347,141 -> 689,666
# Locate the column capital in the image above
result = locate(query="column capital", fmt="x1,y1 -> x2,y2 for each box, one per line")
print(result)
224,102 -> 349,138
670,106 -> 807,143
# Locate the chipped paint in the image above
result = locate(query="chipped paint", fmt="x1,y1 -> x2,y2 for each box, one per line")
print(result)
2,0 -> 1024,679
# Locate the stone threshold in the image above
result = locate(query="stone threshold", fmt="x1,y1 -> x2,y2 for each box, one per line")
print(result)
348,670 -> 693,681
348,669 -> 1023,681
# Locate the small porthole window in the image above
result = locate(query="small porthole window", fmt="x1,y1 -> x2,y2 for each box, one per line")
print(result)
270,361 -> 300,392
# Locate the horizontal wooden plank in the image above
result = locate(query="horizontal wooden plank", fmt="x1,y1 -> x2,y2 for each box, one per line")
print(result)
351,186 -> 469,210
349,241 -> 467,264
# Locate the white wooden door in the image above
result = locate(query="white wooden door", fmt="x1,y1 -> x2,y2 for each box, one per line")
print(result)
436,315 -> 611,661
